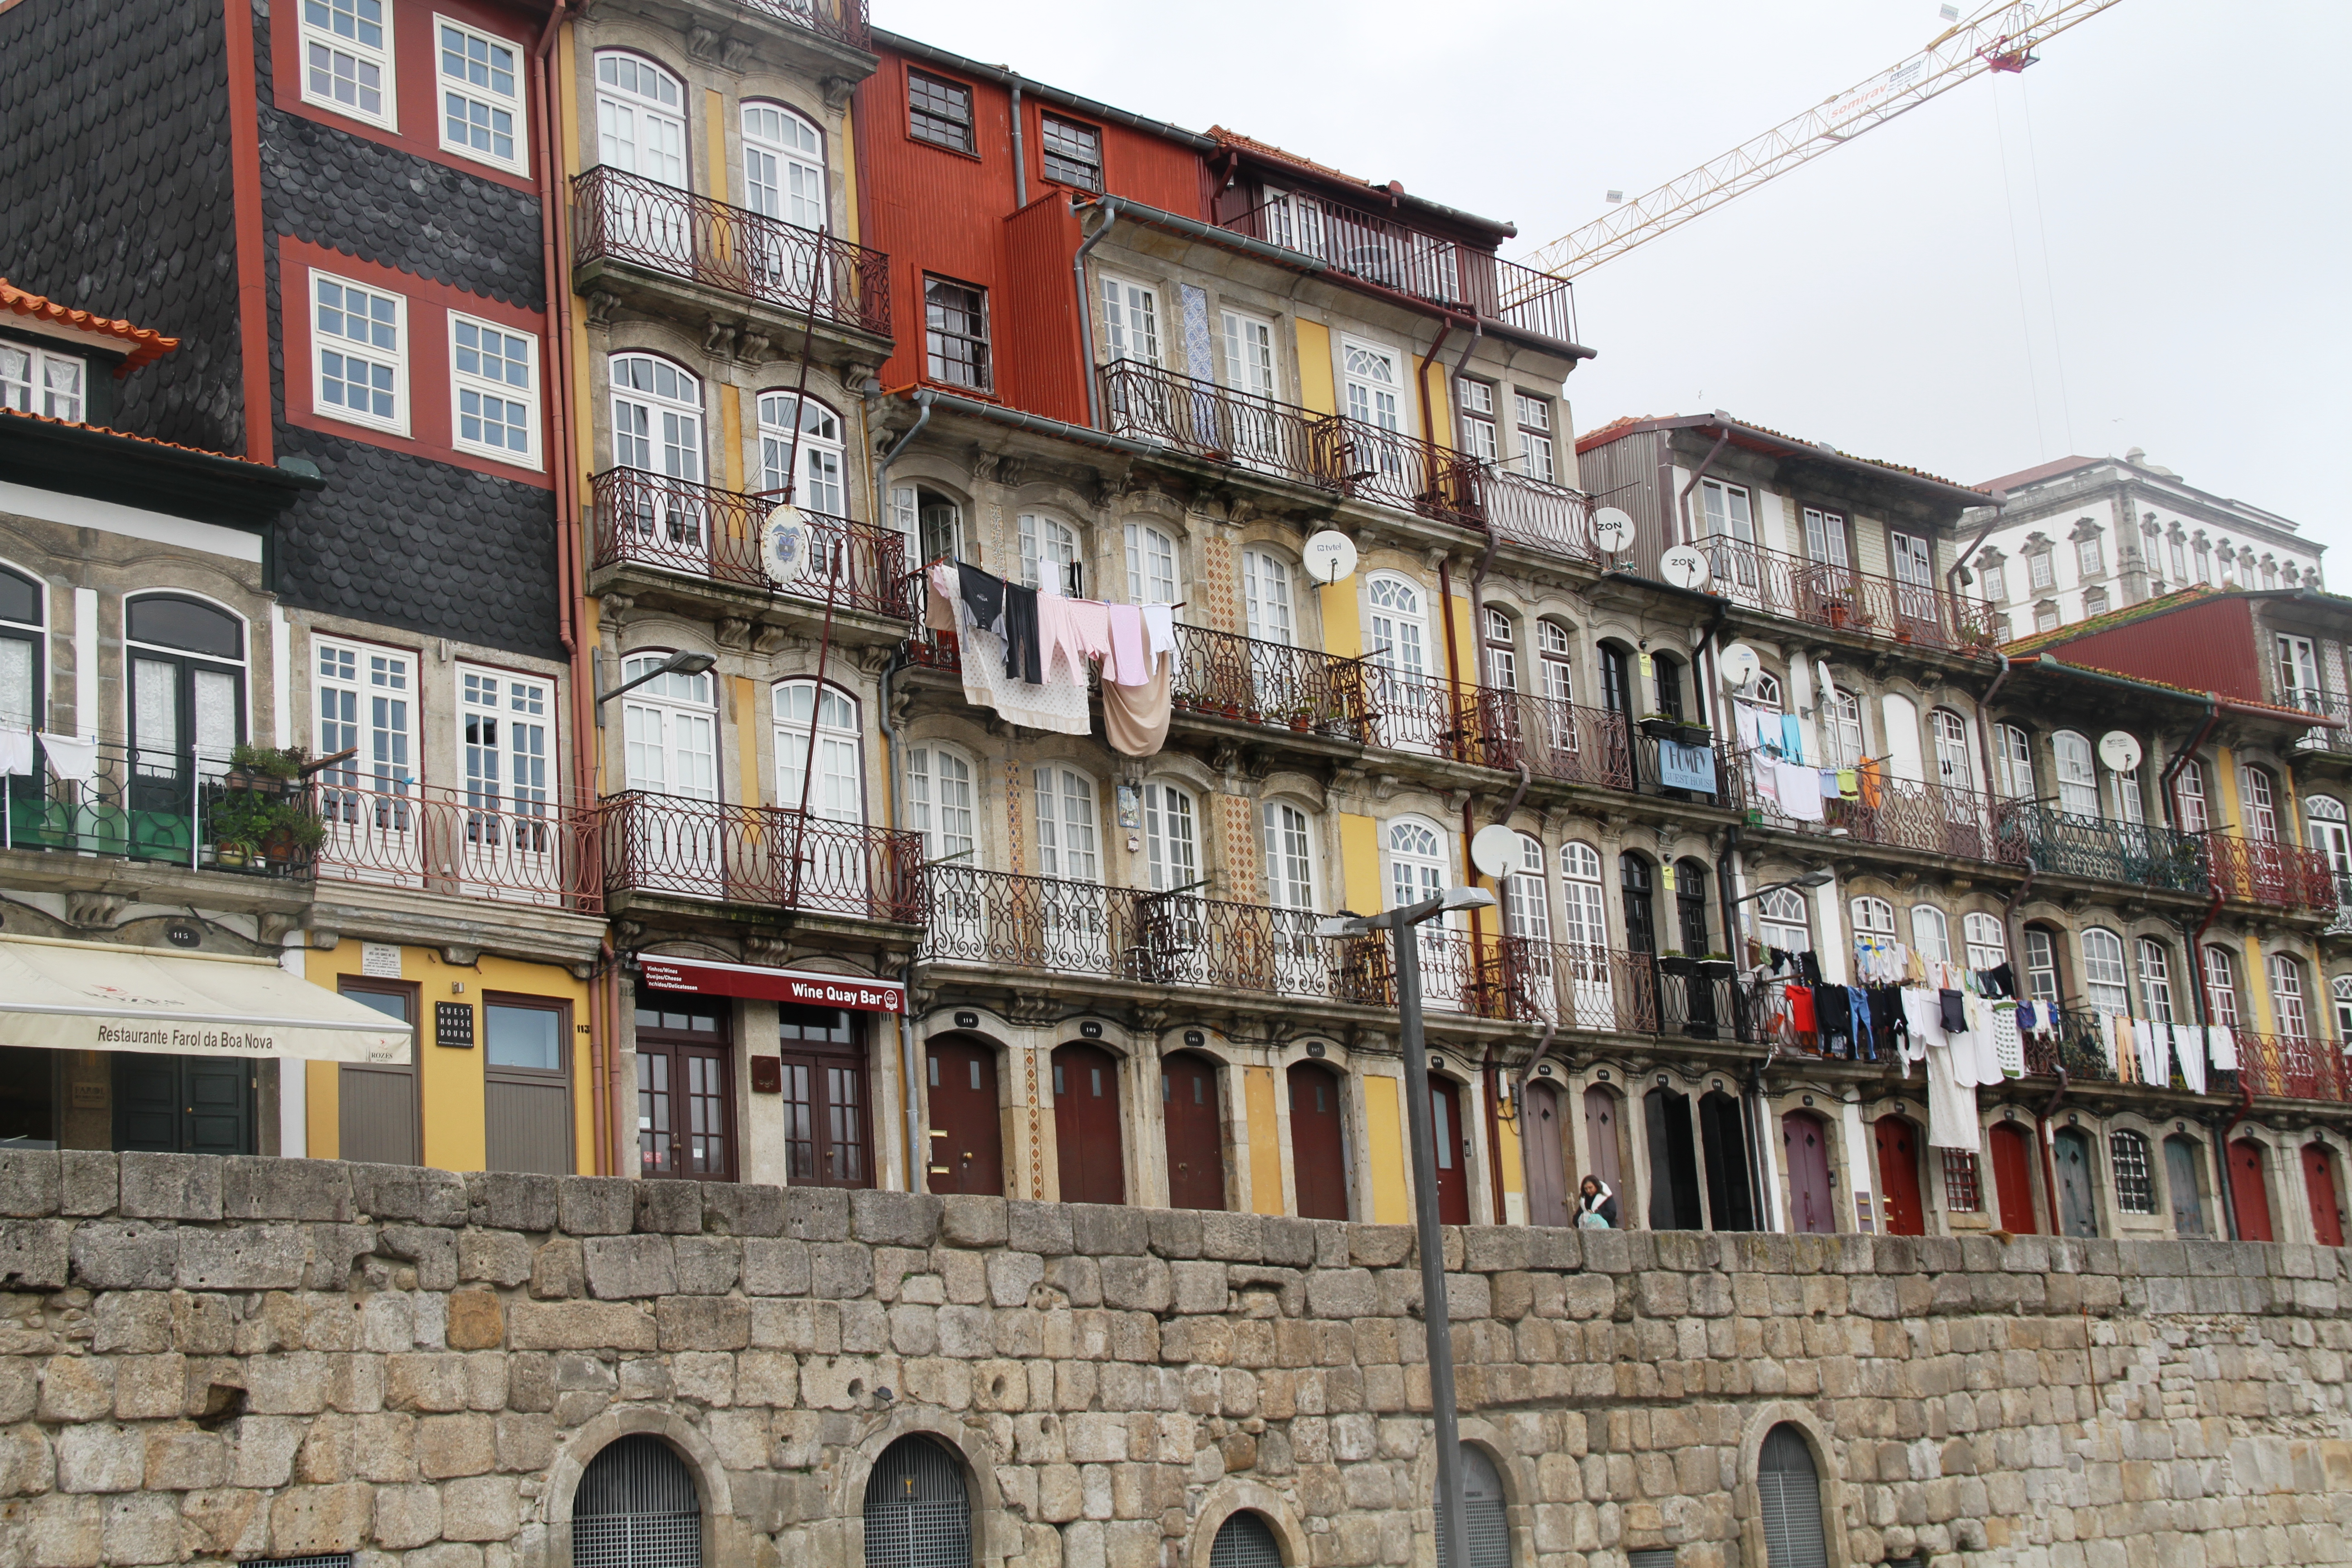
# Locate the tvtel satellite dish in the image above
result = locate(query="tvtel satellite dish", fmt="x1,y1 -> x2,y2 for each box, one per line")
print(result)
1718,643 -> 1761,689
2098,730 -> 2144,774
1469,823 -> 1520,881
1592,507 -> 1634,555
1815,658 -> 1838,706
1304,529 -> 1359,585
762,502 -> 807,583
1658,544 -> 1711,591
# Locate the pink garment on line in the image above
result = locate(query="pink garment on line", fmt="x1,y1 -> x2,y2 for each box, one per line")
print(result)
1064,599 -> 1114,682
1106,604 -> 1149,687
1036,594 -> 1090,686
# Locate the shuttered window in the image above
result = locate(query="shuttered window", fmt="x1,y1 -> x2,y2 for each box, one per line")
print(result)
574,1434 -> 701,1568
1756,1425 -> 1828,1568
865,1436 -> 971,1568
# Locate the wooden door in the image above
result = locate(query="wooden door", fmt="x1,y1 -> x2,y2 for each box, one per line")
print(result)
114,1054 -> 252,1155
1874,1116 -> 1926,1237
635,997 -> 733,1181
926,1037 -> 1003,1196
2053,1128 -> 2099,1237
2164,1136 -> 2207,1236
1781,1112 -> 1834,1234
1052,1044 -> 1125,1205
337,978 -> 419,1166
1288,1062 -> 1350,1220
1989,1122 -> 2038,1234
2230,1139 -> 2274,1242
1161,1051 -> 1226,1211
1430,1076 -> 1471,1225
1519,1079 -> 1569,1226
1582,1086 -> 1624,1195
1645,1087 -> 1702,1230
2305,1144 -> 2345,1247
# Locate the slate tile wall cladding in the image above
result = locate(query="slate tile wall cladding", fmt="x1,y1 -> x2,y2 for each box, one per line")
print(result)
0,0 -> 244,453
1,1152 -> 2350,1568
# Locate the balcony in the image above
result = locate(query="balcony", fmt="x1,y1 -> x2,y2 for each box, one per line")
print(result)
0,740 -> 314,880
603,791 -> 923,925
1475,690 -> 1634,791
1102,360 -> 1338,494
2230,1030 -> 2352,1103
1218,191 -> 1580,348
2205,835 -> 2338,913
1172,625 -> 1372,740
2019,1014 -> 2121,1083
2289,690 -> 2352,757
1727,750 -> 2009,866
591,467 -> 912,625
571,166 -> 890,343
1480,466 -> 1601,564
1688,538 -> 1997,653
741,0 -> 870,50
314,779 -> 602,913
1993,803 -> 2207,894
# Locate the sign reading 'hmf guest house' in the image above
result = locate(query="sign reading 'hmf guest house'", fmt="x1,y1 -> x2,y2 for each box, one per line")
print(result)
635,955 -> 907,1014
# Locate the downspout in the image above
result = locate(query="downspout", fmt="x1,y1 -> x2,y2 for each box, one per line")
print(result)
2214,1078 -> 2254,1241
2186,880 -> 2239,1236
2034,1072 -> 2069,1237
2160,697 -> 2220,828
1974,649 -> 2022,967
1009,74 -> 1027,209
1073,198 -> 1119,430
1943,494 -> 2007,617
1715,822 -> 1769,1229
1674,419 -> 1734,549
1482,1044 -> 1508,1223
878,644 -> 925,1191
1436,556 -> 1480,970
872,388 -> 936,536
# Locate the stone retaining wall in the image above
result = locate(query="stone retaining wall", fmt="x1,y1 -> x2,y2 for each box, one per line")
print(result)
0,1150 -> 2348,1568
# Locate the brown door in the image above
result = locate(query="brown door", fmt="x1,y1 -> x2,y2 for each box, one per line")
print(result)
1288,1061 -> 1350,1220
2305,1144 -> 2345,1247
778,1004 -> 872,1188
1161,1051 -> 1226,1211
1989,1122 -> 2038,1235
635,995 -> 734,1180
926,1036 -> 1002,1196
1052,1043 -> 1124,1205
336,977 -> 419,1165
1430,1077 -> 1471,1225
2230,1138 -> 2275,1242
1782,1112 -> 1834,1234
1582,1085 -> 1624,1195
1874,1116 -> 1926,1237
1521,1079 -> 1569,1227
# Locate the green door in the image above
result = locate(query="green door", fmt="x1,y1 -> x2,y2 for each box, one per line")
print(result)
113,1054 -> 253,1155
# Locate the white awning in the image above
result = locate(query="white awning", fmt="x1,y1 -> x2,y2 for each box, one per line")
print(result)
0,936 -> 412,1063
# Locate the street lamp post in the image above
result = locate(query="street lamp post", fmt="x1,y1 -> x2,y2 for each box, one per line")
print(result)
1320,885 -> 1495,1568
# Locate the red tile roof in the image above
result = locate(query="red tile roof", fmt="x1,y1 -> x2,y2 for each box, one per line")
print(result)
1,280 -> 179,375
0,405 -> 278,468
1975,454 -> 2100,494
1573,414 -> 1651,455
1205,126 -> 1370,189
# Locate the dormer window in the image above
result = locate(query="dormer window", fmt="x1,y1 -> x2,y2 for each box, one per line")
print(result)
1041,115 -> 1102,191
0,344 -> 83,421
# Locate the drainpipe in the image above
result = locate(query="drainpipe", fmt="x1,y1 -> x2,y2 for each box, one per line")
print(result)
1414,317 -> 1456,462
1673,418 -> 1734,548
873,387 -> 936,529
2213,1079 -> 2254,1241
877,643 -> 925,1192
2160,697 -> 2220,829
1482,1044 -> 1508,1223
1944,494 -> 2008,617
2034,1072 -> 2069,1237
1072,199 -> 1119,430
1715,823 -> 1772,1229
1009,74 -> 1027,208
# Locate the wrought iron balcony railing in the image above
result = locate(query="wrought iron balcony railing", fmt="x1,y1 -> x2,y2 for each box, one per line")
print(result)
572,166 -> 891,337
1474,689 -> 1634,791
1480,466 -> 1601,563
0,739 -> 315,879
1691,537 -> 1998,652
2230,1029 -> 2352,1103
592,467 -> 911,618
1101,360 -> 1339,493
603,790 -> 923,924
1726,750 -> 2009,866
315,778 -> 602,913
2288,690 -> 2352,756
1992,802 -> 2207,893
741,0 -> 870,49
1172,625 -> 1372,740
2204,834 -> 2339,913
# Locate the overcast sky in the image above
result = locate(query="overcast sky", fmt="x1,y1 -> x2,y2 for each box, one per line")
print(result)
876,0 -> 2349,559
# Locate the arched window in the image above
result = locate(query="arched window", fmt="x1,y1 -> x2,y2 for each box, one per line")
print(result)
741,101 -> 823,228
1130,523 -> 1180,607
863,1436 -> 970,1568
1931,708 -> 1972,790
0,563 -> 44,729
1240,547 -> 1291,642
1140,780 -> 1197,892
1440,1446 -> 1511,1568
2053,731 -> 2098,816
127,593 -> 247,786
621,651 -> 716,800
2205,945 -> 2241,1029
1032,766 -> 1099,881
772,681 -> 862,823
1387,817 -> 1447,912
1536,620 -> 1575,706
2024,925 -> 2062,1005
1820,690 -> 1863,769
1749,671 -> 1783,709
1483,607 -> 1519,691
1210,1512 -> 1283,1568
1558,843 -> 1606,950
1963,912 -> 2007,970
1757,886 -> 1809,952
890,483 -> 963,565
1849,896 -> 1895,937
1262,801 -> 1315,911
2082,929 -> 2130,1014
574,1433 -> 701,1568
2111,1129 -> 2155,1214
2241,765 -> 2280,843
2307,796 -> 2352,888
595,54 -> 686,186
1504,833 -> 1551,945
2335,975 -> 2352,1042
1755,1424 -> 1828,1568
1910,905 -> 1950,964
2270,953 -> 2311,1040
2176,758 -> 2211,833
757,392 -> 844,516
2136,938 -> 2175,1024
905,743 -> 975,863
610,353 -> 703,483
1018,513 -> 1079,593
1367,574 -> 1432,714
1994,723 -> 2034,799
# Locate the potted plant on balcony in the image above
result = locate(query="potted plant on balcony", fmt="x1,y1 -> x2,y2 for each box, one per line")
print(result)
210,770 -> 323,872
1637,714 -> 1681,740
1674,720 -> 1714,749
224,742 -> 306,796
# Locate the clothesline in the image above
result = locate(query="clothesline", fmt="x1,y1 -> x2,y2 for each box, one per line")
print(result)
925,557 -> 1176,757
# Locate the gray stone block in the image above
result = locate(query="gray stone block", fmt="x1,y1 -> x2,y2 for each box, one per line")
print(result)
703,1182 -> 786,1237
742,1238 -> 811,1296
466,1172 -> 559,1233
1171,1259 -> 1228,1313
1008,1201 -> 1073,1256
221,1157 -> 353,1221
1145,1207 -> 1201,1259
306,1223 -> 379,1289
1261,1216 -> 1318,1268
556,1177 -> 636,1236
674,1236 -> 741,1295
0,1218 -> 68,1289
939,1195 -> 1008,1248
69,1222 -> 180,1289
809,1241 -> 873,1298
635,1181 -> 703,1235
785,1186 -> 851,1241
176,1225 -> 308,1290
1069,1204 -> 1147,1258
1349,1225 -> 1413,1268
118,1152 -> 222,1221
1100,1255 -> 1171,1311
459,1230 -> 534,1288
350,1164 -> 468,1227
1200,1212 -> 1264,1262
852,1190 -> 941,1247
583,1235 -> 677,1299
1464,1226 -> 1529,1273
379,1225 -> 461,1290
59,1151 -> 117,1216
0,1150 -> 59,1217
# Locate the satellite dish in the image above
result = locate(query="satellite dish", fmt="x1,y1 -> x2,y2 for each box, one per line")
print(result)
1469,823 -> 1520,880
1658,544 -> 1711,591
762,503 -> 807,583
1592,507 -> 1634,555
1815,658 -> 1838,706
1304,530 -> 1359,585
1719,643 -> 1760,689
2098,730 -> 2143,773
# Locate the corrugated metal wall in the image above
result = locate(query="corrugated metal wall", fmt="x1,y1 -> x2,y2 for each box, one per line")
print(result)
998,197 -> 1086,423
2049,596 -> 2262,700
1577,429 -> 1665,563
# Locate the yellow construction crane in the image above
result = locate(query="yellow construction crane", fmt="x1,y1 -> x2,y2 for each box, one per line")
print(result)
1519,0 -> 2126,279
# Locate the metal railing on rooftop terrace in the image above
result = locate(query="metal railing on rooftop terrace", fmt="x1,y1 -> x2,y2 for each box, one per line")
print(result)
741,0 -> 870,48
1686,536 -> 1998,652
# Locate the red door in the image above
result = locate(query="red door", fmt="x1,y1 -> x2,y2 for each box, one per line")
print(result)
925,1037 -> 1002,1196
1989,1122 -> 2038,1235
1052,1044 -> 1125,1205
1161,1052 -> 1226,1211
1288,1062 -> 1350,1220
1874,1116 -> 1926,1237
1520,1080 -> 1570,1227
1431,1077 -> 1471,1225
1782,1112 -> 1834,1233
2231,1139 -> 2275,1242
2304,1144 -> 2345,1247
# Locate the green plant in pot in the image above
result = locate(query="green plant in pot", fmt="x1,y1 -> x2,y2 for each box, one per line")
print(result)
211,782 -> 323,869
225,742 -> 307,794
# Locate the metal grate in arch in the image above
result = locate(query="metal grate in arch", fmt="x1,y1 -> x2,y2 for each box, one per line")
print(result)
865,1435 -> 972,1568
1436,1446 -> 1509,1568
243,1558 -> 356,1568
1210,1511 -> 1283,1568
1756,1424 -> 1828,1568
574,1434 -> 702,1568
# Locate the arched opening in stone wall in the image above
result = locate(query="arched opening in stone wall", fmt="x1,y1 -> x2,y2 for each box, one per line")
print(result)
1437,1446 -> 1511,1568
573,1433 -> 702,1568
1210,1510 -> 1284,1568
865,1435 -> 973,1568
1756,1423 -> 1828,1568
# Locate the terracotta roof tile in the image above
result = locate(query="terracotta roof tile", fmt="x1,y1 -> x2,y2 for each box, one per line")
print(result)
1570,412 -> 1969,490
1573,414 -> 1651,455
0,278 -> 178,374
1976,454 -> 2100,494
1205,127 -> 1371,189
0,405 -> 279,467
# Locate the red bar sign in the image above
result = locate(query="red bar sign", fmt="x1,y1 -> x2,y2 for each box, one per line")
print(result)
638,956 -> 906,1014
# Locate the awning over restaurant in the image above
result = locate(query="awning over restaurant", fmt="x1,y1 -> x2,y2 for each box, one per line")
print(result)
638,954 -> 906,1014
0,936 -> 412,1063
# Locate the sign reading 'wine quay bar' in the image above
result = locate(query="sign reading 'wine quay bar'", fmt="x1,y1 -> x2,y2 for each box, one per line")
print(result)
637,955 -> 907,1014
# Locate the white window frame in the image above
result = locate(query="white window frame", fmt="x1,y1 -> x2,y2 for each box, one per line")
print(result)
448,311 -> 539,466
1963,912 -> 2007,971
1263,799 -> 1316,911
299,0 -> 398,130
0,342 -> 84,421
1698,477 -> 1755,543
2077,535 -> 2105,577
1994,724 -> 2034,800
310,269 -> 409,436
741,100 -> 826,229
1513,390 -> 1555,483
1757,886 -> 1810,952
314,635 -> 418,797
2053,730 -> 2098,818
1456,377 -> 1498,463
1849,896 -> 1896,936
1100,275 -> 1161,367
435,15 -> 527,175
1221,310 -> 1277,400
2082,928 -> 2130,1015
1340,335 -> 1405,434
1033,765 -> 1101,882
906,742 -> 977,866
1910,904 -> 1951,964
772,680 -> 863,823
1018,512 -> 1080,593
1126,523 -> 1178,606
759,391 -> 845,516
2028,550 -> 2055,592
1241,549 -> 1294,646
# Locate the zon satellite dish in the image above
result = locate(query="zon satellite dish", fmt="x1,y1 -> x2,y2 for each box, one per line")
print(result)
762,502 -> 807,583
1469,823 -> 1521,880
2098,730 -> 2144,773
1303,529 -> 1359,585
1592,507 -> 1634,555
1718,643 -> 1761,689
1658,544 -> 1711,591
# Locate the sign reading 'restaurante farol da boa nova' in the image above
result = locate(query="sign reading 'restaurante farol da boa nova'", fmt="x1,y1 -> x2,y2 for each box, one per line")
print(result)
0,936 -> 413,1062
